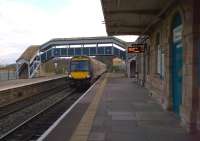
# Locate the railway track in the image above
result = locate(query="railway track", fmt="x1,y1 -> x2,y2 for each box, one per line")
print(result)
0,84 -> 69,119
0,88 -> 81,141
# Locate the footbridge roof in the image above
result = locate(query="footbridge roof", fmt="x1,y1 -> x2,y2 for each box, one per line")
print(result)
40,36 -> 127,52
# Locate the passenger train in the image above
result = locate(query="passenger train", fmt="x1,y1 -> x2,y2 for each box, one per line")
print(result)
68,56 -> 106,87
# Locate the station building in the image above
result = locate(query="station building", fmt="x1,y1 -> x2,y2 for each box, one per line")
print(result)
101,0 -> 200,133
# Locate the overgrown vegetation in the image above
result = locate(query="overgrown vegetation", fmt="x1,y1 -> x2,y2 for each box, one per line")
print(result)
40,59 -> 69,75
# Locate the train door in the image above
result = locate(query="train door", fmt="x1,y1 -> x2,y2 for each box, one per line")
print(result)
171,13 -> 183,115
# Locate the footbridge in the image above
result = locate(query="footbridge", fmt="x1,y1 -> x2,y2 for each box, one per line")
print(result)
16,36 -> 127,78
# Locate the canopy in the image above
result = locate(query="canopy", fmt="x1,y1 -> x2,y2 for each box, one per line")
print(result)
101,0 -> 176,35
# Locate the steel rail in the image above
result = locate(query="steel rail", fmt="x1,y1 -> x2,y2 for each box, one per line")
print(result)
0,88 -> 76,140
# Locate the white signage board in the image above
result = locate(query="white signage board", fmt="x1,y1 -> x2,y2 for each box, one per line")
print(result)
173,25 -> 183,43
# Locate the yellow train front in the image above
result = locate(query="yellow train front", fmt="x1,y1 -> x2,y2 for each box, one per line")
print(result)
68,56 -> 106,88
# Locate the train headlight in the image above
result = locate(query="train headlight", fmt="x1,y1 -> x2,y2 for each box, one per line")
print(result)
68,74 -> 72,78
86,74 -> 90,78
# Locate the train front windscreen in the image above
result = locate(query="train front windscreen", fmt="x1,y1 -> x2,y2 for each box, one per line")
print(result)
70,60 -> 89,71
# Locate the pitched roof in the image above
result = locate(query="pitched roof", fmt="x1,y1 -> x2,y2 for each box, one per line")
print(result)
17,45 -> 40,62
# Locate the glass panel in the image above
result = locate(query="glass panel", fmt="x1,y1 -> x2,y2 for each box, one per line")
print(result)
89,47 -> 96,55
105,47 -> 112,55
120,51 -> 126,60
83,48 -> 89,55
53,48 -> 60,57
114,48 -> 119,56
41,53 -> 46,62
47,49 -> 53,59
97,47 -> 104,55
74,48 -> 81,56
61,48 -> 67,56
71,60 -> 89,71
68,48 -> 74,56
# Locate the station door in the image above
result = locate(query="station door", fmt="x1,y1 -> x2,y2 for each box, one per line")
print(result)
171,13 -> 183,115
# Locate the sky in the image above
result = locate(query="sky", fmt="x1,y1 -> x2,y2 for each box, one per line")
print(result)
0,0 -> 138,65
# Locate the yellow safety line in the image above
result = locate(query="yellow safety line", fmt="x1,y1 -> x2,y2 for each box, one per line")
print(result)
69,73 -> 109,141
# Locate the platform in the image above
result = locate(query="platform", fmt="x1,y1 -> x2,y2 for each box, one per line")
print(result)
0,75 -> 68,107
0,75 -> 66,91
39,73 -> 199,141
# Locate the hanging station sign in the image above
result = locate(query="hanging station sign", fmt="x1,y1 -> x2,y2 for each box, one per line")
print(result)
127,44 -> 145,53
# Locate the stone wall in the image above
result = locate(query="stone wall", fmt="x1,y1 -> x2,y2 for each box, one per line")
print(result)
193,0 -> 200,132
0,77 -> 68,107
136,0 -> 200,133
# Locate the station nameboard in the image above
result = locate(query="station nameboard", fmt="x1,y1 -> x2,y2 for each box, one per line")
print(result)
127,44 -> 145,53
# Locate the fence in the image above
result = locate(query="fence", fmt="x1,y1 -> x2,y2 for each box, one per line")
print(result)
0,70 -> 17,81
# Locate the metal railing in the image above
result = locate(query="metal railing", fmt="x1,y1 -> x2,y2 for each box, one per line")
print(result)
30,60 -> 41,78
0,70 -> 17,81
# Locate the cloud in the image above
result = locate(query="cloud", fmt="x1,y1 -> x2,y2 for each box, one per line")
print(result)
0,0 -> 108,64
0,0 -> 137,64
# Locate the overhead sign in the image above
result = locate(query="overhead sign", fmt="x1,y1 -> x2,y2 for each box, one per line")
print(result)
127,44 -> 145,53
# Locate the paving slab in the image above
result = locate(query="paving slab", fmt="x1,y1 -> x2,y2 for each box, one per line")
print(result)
88,132 -> 106,141
88,73 -> 199,141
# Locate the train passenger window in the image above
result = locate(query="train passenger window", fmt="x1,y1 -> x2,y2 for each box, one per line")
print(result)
71,61 -> 89,71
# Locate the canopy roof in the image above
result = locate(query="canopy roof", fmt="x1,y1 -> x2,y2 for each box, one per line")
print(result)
101,0 -> 176,35
17,45 -> 39,62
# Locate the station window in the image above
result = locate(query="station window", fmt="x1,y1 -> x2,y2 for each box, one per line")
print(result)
161,49 -> 164,79
155,33 -> 164,79
146,44 -> 150,75
157,47 -> 161,74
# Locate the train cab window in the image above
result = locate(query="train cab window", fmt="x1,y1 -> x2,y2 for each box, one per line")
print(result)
71,61 -> 89,71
